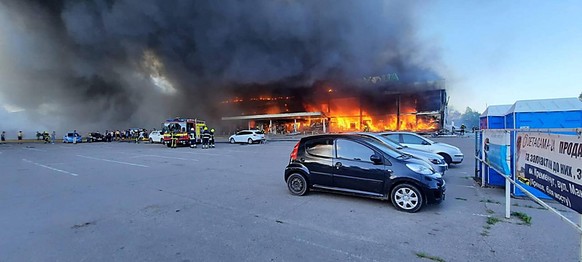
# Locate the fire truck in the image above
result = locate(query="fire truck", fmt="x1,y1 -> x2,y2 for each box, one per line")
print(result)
162,118 -> 207,147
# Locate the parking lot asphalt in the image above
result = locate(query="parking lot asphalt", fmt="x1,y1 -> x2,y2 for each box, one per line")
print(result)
0,136 -> 579,261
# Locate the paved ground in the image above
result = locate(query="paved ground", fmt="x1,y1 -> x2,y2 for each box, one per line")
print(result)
0,136 -> 579,261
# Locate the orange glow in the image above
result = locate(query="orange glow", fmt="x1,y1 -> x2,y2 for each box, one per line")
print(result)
323,97 -> 439,132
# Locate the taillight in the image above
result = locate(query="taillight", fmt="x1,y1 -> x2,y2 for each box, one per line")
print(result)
290,142 -> 300,161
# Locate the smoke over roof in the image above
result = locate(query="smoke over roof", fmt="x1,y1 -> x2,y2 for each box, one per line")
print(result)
0,0 -> 441,133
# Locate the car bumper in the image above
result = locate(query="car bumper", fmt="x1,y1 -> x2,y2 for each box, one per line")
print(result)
424,180 -> 446,204
452,154 -> 464,164
433,164 -> 448,175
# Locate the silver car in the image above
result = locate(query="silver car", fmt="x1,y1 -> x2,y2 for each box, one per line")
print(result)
357,133 -> 448,175
380,132 -> 464,165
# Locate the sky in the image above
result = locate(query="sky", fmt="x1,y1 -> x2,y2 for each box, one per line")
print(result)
419,0 -> 582,112
0,1 -> 581,137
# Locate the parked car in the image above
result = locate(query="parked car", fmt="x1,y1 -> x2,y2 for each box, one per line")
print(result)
380,132 -> 464,165
63,133 -> 82,143
284,134 -> 445,212
356,132 -> 448,174
229,130 -> 266,144
87,132 -> 105,142
148,130 -> 164,143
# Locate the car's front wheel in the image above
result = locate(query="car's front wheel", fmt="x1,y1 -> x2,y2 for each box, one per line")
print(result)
149,138 -> 153,143
391,183 -> 423,213
287,173 -> 308,196
247,138 -> 253,144
439,153 -> 453,165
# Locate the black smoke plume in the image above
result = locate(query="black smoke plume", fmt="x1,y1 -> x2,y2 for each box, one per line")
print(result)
0,0 -> 440,134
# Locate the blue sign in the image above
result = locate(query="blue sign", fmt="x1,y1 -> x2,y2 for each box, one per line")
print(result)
524,164 -> 582,213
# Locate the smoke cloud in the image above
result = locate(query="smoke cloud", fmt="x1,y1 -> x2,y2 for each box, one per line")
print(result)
0,0 -> 440,134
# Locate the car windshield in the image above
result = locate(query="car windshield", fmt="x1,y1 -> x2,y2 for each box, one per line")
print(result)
358,136 -> 404,158
370,134 -> 404,149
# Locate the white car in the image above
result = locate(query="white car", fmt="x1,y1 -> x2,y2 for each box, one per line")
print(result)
380,132 -> 464,165
148,130 -> 164,143
229,130 -> 266,144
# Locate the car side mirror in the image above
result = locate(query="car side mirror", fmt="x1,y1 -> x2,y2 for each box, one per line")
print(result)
422,141 -> 431,145
370,154 -> 383,165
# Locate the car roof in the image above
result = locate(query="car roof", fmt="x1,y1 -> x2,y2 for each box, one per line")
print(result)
300,134 -> 373,142
378,131 -> 416,135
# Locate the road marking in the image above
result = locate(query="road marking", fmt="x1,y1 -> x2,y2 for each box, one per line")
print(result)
77,155 -> 149,168
22,159 -> 79,176
177,151 -> 222,156
293,238 -> 379,262
23,147 -> 46,152
472,213 -> 490,217
129,154 -> 199,161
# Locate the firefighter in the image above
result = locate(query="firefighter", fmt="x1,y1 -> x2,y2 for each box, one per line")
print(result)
189,127 -> 197,148
201,127 -> 210,149
171,130 -> 177,148
43,131 -> 50,143
209,128 -> 215,148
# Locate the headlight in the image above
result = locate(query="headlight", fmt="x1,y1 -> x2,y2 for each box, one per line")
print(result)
430,158 -> 443,165
406,163 -> 434,175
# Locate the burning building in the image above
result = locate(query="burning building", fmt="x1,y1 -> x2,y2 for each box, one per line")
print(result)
220,79 -> 447,134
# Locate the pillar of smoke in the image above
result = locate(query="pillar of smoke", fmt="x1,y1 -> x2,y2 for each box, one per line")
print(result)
0,0 -> 441,134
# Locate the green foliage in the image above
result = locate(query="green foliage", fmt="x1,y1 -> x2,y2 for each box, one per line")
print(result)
511,211 -> 532,225
416,252 -> 446,262
460,107 -> 481,129
447,106 -> 481,130
486,217 -> 502,225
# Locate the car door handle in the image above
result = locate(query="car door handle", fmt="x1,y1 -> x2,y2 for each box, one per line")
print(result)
335,162 -> 342,169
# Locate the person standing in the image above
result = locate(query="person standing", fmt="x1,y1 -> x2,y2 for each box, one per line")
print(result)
17,131 -> 23,144
209,128 -> 215,148
73,130 -> 77,144
51,131 -> 56,144
1,131 -> 5,144
201,127 -> 210,149
189,128 -> 197,148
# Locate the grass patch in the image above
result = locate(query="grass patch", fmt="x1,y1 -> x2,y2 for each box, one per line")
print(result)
486,217 -> 502,225
455,197 -> 467,201
480,199 -> 501,204
480,231 -> 489,236
415,252 -> 446,262
511,211 -> 532,225
483,224 -> 491,230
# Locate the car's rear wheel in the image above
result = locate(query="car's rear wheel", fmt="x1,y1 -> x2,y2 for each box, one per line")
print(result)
247,138 -> 253,144
230,138 -> 235,144
391,183 -> 423,213
439,153 -> 453,165
287,173 -> 308,196
159,138 -> 163,144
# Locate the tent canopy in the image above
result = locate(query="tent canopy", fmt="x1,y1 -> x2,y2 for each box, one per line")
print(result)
506,97 -> 582,114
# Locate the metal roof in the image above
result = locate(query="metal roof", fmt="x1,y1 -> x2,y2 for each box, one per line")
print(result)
506,97 -> 582,114
480,105 -> 512,117
222,112 -> 324,121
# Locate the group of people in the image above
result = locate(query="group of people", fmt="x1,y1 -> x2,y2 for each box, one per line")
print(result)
168,126 -> 215,149
1,130 -> 40,144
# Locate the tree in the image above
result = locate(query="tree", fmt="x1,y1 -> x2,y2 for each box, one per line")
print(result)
459,107 -> 481,129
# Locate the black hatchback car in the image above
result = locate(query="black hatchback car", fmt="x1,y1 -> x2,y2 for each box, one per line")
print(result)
284,134 -> 445,212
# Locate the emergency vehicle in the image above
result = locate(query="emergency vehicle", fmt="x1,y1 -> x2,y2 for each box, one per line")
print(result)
162,118 -> 207,147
